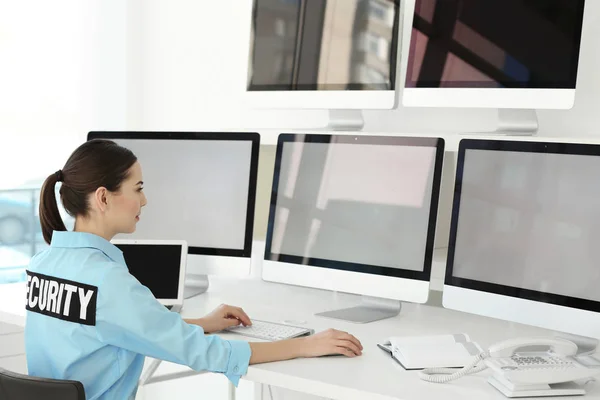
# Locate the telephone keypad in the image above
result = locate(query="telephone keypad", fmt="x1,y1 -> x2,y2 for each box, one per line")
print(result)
506,354 -> 574,369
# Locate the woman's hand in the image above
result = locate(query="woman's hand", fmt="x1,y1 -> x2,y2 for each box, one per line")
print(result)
298,328 -> 363,358
248,328 -> 363,364
188,304 -> 252,334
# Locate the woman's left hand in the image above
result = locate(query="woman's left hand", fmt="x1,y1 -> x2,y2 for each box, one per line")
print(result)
187,304 -> 252,333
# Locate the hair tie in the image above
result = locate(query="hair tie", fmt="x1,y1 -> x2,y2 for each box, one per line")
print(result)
55,170 -> 63,182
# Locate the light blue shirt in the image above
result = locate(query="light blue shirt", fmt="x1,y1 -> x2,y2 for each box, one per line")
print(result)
24,231 -> 251,400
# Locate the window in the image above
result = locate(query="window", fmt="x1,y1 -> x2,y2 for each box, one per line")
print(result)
0,187 -> 75,284
366,67 -> 387,84
369,1 -> 388,20
275,18 -> 286,37
368,35 -> 380,53
358,64 -> 388,85
361,32 -> 389,60
0,189 -> 38,283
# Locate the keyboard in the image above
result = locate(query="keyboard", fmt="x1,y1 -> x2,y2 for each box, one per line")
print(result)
224,319 -> 314,341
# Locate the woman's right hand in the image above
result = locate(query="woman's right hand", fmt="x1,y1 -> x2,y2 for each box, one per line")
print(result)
248,328 -> 363,364
298,328 -> 363,358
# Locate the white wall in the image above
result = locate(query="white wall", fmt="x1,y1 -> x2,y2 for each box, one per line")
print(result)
130,0 -> 600,143
0,0 -> 129,188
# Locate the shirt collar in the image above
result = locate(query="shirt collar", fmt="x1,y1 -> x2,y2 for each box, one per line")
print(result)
50,231 -> 125,265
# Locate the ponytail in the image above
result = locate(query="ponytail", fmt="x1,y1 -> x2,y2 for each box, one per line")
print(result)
37,140 -> 137,245
39,171 -> 67,245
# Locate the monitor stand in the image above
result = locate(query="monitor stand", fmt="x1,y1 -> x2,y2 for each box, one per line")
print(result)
324,109 -> 365,132
315,295 -> 402,324
184,273 -> 210,299
494,109 -> 538,136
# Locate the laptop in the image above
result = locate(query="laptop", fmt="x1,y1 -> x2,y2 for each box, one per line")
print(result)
112,239 -> 188,313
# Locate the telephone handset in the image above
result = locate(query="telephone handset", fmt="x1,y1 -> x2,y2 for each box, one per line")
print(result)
419,336 -> 599,396
487,337 -> 578,358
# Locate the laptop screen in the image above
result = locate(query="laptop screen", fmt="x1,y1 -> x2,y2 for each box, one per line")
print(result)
115,243 -> 183,301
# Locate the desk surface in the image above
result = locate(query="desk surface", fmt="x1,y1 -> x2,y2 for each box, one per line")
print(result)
1,277 -> 599,400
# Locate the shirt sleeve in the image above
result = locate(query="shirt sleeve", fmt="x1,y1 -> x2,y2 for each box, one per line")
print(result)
94,264 -> 251,386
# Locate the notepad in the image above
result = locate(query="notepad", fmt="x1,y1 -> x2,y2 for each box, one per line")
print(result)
378,334 -> 482,370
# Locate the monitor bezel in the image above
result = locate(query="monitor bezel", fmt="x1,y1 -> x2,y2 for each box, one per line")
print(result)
446,138 -> 600,314
87,131 -> 260,259
264,133 -> 445,282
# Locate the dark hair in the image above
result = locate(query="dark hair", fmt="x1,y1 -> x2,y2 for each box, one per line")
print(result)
39,139 -> 138,244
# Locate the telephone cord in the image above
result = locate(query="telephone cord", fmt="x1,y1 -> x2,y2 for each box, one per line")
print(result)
418,352 -> 490,383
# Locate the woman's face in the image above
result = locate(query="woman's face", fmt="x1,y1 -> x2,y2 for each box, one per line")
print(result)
108,161 -> 147,234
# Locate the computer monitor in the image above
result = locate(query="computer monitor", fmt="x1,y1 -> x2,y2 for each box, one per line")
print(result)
263,133 -> 444,323
402,0 -> 586,109
87,132 -> 260,297
243,0 -> 401,128
444,138 -> 600,343
112,239 -> 187,311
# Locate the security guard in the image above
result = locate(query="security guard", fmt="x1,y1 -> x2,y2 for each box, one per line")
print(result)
25,139 -> 363,399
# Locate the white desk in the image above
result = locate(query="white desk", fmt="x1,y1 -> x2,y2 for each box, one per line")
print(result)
2,277 -> 599,400
145,278 -> 600,400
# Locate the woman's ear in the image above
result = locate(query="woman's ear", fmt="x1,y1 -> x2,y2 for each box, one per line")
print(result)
93,187 -> 109,213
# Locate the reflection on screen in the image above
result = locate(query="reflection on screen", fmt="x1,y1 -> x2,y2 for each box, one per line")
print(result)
117,244 -> 182,300
249,0 -> 398,91
113,139 -> 252,250
453,149 -> 600,302
270,142 -> 436,271
406,0 -> 584,88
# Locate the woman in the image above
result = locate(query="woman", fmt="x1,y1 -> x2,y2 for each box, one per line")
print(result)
25,139 -> 362,400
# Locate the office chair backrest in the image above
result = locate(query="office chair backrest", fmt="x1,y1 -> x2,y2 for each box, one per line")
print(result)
0,367 -> 86,400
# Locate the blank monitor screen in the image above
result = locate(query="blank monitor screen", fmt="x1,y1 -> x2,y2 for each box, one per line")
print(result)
116,244 -> 183,300
87,132 -> 259,257
406,0 -> 585,88
447,139 -> 600,311
266,134 -> 444,279
249,0 -> 399,91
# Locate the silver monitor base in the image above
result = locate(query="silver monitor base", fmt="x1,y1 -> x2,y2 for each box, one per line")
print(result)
184,274 -> 210,299
315,296 -> 401,324
324,109 -> 365,131
495,109 -> 538,136
488,375 -> 586,398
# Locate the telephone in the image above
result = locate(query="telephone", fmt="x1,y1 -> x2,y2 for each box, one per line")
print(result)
419,337 -> 600,397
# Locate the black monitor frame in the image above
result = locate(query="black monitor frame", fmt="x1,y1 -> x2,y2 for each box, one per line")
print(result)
87,131 -> 260,258
264,133 -> 445,281
446,138 -> 600,313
